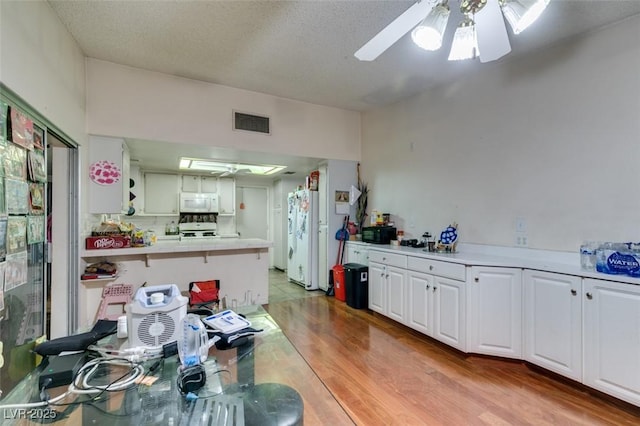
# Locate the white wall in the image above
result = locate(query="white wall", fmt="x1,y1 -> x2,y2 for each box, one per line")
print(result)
1,0 -> 87,336
361,16 -> 640,252
85,59 -> 361,161
0,0 -> 86,144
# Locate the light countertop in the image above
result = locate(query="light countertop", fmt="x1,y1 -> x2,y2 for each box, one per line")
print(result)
81,237 -> 273,258
353,241 -> 640,286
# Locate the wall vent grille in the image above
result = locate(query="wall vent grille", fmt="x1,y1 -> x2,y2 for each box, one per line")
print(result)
233,111 -> 270,134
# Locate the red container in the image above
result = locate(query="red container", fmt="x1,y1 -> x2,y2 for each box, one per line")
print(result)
333,265 -> 346,302
85,235 -> 131,250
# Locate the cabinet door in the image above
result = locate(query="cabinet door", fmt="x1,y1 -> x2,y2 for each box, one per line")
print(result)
181,175 -> 199,192
467,267 -> 522,359
368,262 -> 385,314
358,248 -> 369,265
345,243 -> 358,264
584,278 -> 640,406
200,176 -> 218,193
407,271 -> 433,335
433,276 -> 466,352
218,178 -> 235,215
524,270 -> 582,381
144,173 -> 179,214
386,266 -> 407,324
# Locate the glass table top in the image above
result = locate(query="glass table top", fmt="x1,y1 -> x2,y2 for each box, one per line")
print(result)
0,305 -> 352,425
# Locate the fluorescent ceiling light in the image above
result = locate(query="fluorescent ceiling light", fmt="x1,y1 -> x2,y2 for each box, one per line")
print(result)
179,158 -> 286,175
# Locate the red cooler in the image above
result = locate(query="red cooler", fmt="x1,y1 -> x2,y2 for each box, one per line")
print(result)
332,265 -> 346,302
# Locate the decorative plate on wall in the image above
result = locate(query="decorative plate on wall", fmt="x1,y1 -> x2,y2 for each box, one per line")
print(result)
89,160 -> 121,185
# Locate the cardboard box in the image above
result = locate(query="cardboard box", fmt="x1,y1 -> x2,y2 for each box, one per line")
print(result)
85,235 -> 131,250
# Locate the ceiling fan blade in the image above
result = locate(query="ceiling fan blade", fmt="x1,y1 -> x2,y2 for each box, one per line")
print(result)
354,0 -> 437,61
475,0 -> 511,63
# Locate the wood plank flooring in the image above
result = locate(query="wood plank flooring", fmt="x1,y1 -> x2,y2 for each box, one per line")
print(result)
264,279 -> 640,425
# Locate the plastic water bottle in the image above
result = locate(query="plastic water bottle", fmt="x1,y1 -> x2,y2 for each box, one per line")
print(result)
580,241 -> 597,271
178,314 -> 208,367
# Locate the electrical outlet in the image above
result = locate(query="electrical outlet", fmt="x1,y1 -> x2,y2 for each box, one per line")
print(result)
515,235 -> 529,247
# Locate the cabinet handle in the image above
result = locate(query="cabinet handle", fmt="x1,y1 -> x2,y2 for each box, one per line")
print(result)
433,286 -> 437,292
474,277 -> 479,283
571,289 -> 577,296
586,292 -> 593,300
426,285 -> 430,290
385,274 -> 389,279
383,257 -> 387,261
429,265 -> 434,271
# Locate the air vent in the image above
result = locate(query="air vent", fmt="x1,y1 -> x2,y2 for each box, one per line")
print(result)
233,111 -> 270,134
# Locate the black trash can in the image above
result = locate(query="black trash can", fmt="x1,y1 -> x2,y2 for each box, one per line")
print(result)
343,263 -> 369,309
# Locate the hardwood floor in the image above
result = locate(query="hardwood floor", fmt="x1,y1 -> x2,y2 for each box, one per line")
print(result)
264,271 -> 640,425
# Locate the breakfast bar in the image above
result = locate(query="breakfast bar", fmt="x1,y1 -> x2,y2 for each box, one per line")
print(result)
79,238 -> 273,328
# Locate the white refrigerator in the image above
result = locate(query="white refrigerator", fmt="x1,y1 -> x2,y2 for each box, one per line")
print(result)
287,189 -> 319,290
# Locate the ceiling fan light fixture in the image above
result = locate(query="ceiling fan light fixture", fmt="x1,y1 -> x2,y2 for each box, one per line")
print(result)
411,2 -> 451,51
179,157 -> 286,175
500,0 -> 550,34
448,17 -> 479,61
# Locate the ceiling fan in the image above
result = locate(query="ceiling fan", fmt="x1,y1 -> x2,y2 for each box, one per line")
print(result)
219,166 -> 252,177
354,0 -> 550,63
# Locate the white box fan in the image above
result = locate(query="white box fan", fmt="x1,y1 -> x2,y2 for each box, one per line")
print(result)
127,284 -> 188,348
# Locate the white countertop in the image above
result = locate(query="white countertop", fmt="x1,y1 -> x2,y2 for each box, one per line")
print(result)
81,237 -> 273,257
353,241 -> 640,286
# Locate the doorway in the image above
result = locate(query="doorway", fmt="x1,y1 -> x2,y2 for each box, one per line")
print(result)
235,186 -> 268,240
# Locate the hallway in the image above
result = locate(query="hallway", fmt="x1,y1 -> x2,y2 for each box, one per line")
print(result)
267,268 -> 325,304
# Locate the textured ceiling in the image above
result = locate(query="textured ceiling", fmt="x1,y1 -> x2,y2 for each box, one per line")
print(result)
48,0 -> 640,112
45,0 -> 640,176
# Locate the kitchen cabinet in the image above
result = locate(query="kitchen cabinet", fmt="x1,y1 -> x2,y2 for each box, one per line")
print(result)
524,270 -> 582,381
432,275 -> 466,352
583,278 -> 640,406
467,267 -> 522,359
143,172 -> 179,214
217,177 -> 235,215
368,251 -> 407,324
407,270 -> 434,335
181,175 -> 218,193
345,242 -> 369,265
88,136 -> 130,214
406,257 -> 466,352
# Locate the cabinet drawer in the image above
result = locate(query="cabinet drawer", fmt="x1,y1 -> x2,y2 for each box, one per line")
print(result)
369,251 -> 407,268
407,256 -> 466,281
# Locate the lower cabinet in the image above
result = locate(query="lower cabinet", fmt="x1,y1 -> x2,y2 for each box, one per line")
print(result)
583,278 -> 640,406
406,258 -> 466,352
368,251 -> 407,323
524,270 -> 582,381
407,271 -> 434,335
368,249 -> 640,408
467,267 -> 522,359
345,242 -> 369,265
432,275 -> 466,352
368,261 -> 386,314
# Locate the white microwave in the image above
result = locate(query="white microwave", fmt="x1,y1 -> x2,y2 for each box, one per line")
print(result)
179,192 -> 219,213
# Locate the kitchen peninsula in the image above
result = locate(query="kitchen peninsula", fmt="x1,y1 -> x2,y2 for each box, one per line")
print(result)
79,238 -> 272,327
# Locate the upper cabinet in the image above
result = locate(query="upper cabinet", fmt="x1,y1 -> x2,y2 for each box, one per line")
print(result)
89,136 -> 130,214
181,175 -> 218,193
143,172 -> 179,214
